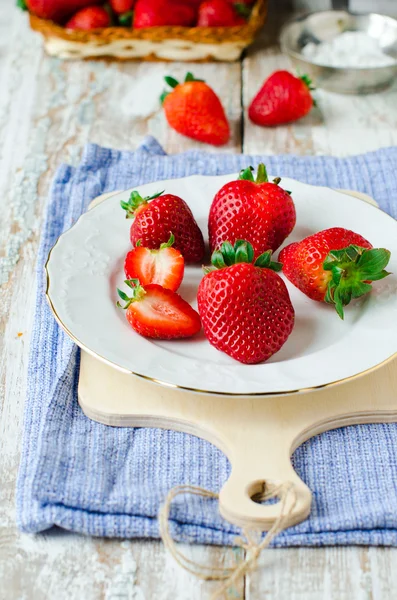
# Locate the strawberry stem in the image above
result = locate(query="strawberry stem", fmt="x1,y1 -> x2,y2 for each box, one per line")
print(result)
117,279 -> 146,308
120,190 -> 164,219
159,233 -> 175,250
323,245 -> 391,319
209,240 -> 282,271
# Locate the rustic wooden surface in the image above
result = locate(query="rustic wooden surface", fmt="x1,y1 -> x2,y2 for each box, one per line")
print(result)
1,0 -> 397,598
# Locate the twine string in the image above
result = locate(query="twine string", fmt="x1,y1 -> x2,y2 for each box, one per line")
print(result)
158,481 -> 297,599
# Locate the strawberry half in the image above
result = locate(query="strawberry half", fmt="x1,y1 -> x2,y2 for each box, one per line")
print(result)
208,163 -> 296,258
279,227 -> 391,319
160,72 -> 230,147
249,71 -> 314,127
124,234 -> 184,292
121,190 -> 205,263
198,240 -> 294,364
117,280 -> 201,339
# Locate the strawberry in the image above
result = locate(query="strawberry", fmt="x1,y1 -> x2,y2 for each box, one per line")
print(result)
66,6 -> 111,29
249,71 -> 314,127
208,164 -> 296,258
117,280 -> 201,340
279,227 -> 391,319
198,241 -> 294,364
110,0 -> 135,14
133,0 -> 197,28
161,73 -> 230,147
24,0 -> 101,23
197,0 -> 246,27
120,190 -> 205,263
124,234 -> 184,292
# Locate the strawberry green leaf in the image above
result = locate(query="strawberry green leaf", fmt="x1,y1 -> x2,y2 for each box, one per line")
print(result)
238,166 -> 255,182
239,164 -> 269,184
120,190 -> 163,219
160,91 -> 169,104
323,244 -> 391,319
16,0 -> 27,9
221,241 -> 235,266
300,74 -> 315,91
209,239 -> 280,271
118,10 -> 133,26
235,242 -> 250,263
256,163 -> 268,184
211,250 -> 226,269
164,76 -> 179,89
254,250 -> 283,272
117,280 -> 146,309
234,2 -> 250,18
184,72 -> 204,83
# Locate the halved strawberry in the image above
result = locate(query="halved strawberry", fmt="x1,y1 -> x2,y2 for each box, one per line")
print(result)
117,280 -> 201,339
124,234 -> 184,292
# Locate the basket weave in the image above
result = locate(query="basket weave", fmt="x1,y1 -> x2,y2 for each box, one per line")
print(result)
29,0 -> 267,62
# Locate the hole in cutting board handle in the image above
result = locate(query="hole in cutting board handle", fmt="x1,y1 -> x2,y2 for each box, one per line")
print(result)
248,480 -> 281,506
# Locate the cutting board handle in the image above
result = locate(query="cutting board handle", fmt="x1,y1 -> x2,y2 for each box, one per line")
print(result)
218,444 -> 312,530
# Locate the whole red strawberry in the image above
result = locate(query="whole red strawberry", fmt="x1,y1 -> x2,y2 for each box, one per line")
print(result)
120,190 -> 205,263
118,280 -> 201,340
110,0 -> 135,14
249,71 -> 314,127
25,0 -> 101,22
198,241 -> 294,364
279,227 -> 391,319
197,0 -> 246,26
133,0 -> 197,28
66,6 -> 111,29
208,164 -> 296,258
161,72 -> 230,147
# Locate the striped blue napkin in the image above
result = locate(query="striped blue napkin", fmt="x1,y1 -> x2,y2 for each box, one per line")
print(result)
17,136 -> 397,546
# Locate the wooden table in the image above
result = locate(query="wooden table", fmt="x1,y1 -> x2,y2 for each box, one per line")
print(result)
1,1 -> 397,597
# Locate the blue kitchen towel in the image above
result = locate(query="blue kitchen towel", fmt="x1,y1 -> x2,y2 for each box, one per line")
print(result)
17,136 -> 397,546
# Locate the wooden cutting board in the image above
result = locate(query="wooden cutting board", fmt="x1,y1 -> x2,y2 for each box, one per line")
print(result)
77,189 -> 397,531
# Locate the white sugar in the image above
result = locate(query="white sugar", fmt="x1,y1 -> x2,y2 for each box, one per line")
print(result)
302,31 -> 396,68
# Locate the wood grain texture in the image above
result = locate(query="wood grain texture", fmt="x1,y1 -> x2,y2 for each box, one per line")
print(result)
1,0 -> 397,597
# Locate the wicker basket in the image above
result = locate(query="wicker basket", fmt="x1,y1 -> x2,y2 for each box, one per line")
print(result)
29,0 -> 267,62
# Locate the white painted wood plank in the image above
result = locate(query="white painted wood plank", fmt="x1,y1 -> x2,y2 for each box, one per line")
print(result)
246,547 -> 397,600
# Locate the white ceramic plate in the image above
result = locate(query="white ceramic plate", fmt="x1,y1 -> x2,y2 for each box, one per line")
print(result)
46,174 -> 397,396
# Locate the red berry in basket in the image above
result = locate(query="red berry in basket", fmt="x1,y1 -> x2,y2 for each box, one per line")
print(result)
110,0 -> 135,14
25,0 -> 101,22
208,164 -> 296,258
124,234 -> 184,292
197,0 -> 246,26
133,0 -> 197,28
279,228 -> 391,319
66,6 -> 111,29
120,190 -> 205,263
198,241 -> 294,364
117,280 -> 201,340
249,71 -> 314,127
161,72 -> 230,146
